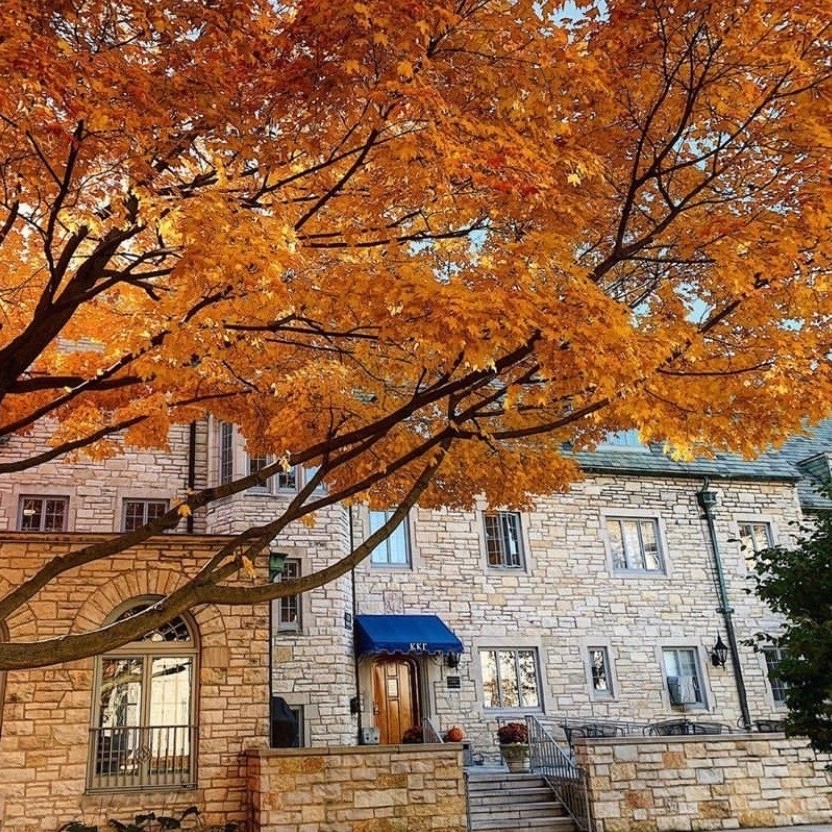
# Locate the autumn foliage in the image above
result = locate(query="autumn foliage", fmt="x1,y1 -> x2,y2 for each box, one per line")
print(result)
0,0 -> 831,667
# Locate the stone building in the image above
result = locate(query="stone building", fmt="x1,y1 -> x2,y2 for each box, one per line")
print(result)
1,419 -> 831,829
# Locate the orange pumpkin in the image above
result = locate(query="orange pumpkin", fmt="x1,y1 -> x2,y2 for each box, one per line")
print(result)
445,726 -> 464,743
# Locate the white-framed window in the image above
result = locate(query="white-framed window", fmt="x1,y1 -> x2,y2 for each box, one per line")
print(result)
219,422 -> 234,485
88,600 -> 198,792
606,516 -> 664,573
763,646 -> 789,705
122,499 -> 169,532
738,521 -> 772,555
479,648 -> 541,710
275,559 -> 302,633
587,647 -> 614,698
369,510 -> 411,567
484,512 -> 524,569
245,456 -> 323,495
18,495 -> 69,532
663,647 -> 705,707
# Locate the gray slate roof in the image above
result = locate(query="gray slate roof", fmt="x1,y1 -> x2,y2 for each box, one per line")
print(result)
572,420 -> 832,512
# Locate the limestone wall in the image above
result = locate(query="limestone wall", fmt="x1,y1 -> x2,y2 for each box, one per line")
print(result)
246,744 -> 467,832
0,421 -> 209,534
355,476 -> 800,756
0,534 -> 269,832
574,734 -> 832,832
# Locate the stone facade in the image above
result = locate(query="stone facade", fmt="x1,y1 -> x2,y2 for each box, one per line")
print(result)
0,416 -> 825,830
0,534 -> 269,832
0,422 -> 209,534
575,734 -> 832,831
246,744 -> 466,832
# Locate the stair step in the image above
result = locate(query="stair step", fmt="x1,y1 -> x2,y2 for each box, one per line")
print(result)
469,815 -> 575,832
467,775 -> 547,790
469,788 -> 560,806
469,803 -> 568,821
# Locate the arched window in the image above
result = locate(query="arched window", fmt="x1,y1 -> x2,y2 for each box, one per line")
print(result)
88,599 -> 198,792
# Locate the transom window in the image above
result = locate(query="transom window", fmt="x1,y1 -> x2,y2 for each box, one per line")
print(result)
369,510 -> 411,567
606,516 -> 664,572
18,496 -> 68,532
484,512 -> 524,569
274,559 -> 302,633
122,499 -> 168,532
89,601 -> 197,792
763,646 -> 789,704
663,647 -> 705,707
480,648 -> 541,710
738,521 -> 772,555
588,647 -> 614,698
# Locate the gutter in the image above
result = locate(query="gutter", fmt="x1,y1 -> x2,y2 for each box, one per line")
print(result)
186,422 -> 197,534
697,479 -> 752,730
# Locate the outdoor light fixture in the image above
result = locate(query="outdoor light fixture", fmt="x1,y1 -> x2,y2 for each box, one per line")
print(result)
446,652 -> 461,669
710,634 -> 729,668
268,549 -> 287,581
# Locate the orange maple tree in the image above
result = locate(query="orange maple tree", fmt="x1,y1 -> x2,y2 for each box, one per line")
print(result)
0,0 -> 830,668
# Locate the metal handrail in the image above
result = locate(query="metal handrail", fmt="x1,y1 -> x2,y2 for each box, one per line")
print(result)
526,715 -> 593,832
87,724 -> 196,791
422,717 -> 444,743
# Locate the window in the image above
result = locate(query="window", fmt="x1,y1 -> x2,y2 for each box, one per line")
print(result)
663,648 -> 705,706
275,559 -> 302,633
606,516 -> 664,572
479,648 -> 541,709
122,499 -> 169,532
588,647 -> 614,698
248,454 -> 272,488
763,647 -> 789,704
18,496 -> 68,532
270,697 -> 304,747
484,512 -> 524,568
89,602 -> 197,792
219,422 -> 234,485
738,521 -> 772,555
276,466 -> 298,492
369,510 -> 411,566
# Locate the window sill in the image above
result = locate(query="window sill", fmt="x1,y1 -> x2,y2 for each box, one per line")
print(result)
370,563 -> 413,571
484,707 -> 543,716
84,783 -> 197,797
611,569 -> 668,579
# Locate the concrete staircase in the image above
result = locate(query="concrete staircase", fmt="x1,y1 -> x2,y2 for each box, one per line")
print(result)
465,771 -> 577,832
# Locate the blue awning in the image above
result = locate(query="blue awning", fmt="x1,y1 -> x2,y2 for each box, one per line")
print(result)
354,614 -> 464,657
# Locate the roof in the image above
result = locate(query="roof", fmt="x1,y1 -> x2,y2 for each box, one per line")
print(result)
572,419 -> 832,511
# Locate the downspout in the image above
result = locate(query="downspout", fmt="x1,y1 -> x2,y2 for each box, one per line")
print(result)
349,505 -> 363,742
696,479 -> 752,730
186,422 -> 196,534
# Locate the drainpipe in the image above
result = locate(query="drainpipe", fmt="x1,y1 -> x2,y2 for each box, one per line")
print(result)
186,422 -> 196,534
696,479 -> 752,730
349,505 -> 363,742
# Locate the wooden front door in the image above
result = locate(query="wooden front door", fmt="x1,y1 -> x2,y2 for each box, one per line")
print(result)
372,658 -> 420,744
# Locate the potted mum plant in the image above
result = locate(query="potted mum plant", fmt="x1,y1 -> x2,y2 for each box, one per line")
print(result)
496,721 -> 530,773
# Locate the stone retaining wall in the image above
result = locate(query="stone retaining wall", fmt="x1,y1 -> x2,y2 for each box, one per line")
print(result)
574,734 -> 832,832
246,744 -> 467,832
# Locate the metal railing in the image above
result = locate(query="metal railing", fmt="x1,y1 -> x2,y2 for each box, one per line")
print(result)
526,715 -> 593,832
422,717 -> 444,743
87,724 -> 196,791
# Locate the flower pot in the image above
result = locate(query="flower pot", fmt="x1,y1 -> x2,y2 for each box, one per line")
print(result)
499,742 -> 530,773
